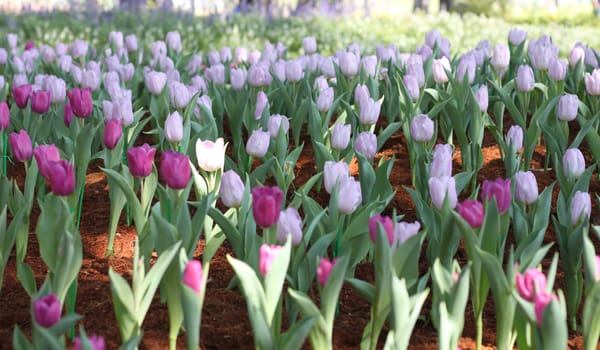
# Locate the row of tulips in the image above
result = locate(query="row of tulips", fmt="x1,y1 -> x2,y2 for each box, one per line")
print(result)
0,25 -> 599,350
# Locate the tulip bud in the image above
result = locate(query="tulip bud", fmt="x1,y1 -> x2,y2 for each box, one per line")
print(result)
230,68 -> 246,91
254,91 -> 269,120
195,138 -> 225,172
126,144 -> 156,178
407,55 -> 425,87
252,186 -> 283,228
45,76 -> 66,103
549,58 -> 567,81
584,69 -> 600,95
516,268 -> 547,302
509,28 -> 527,46
355,131 -> 377,159
267,114 -> 290,139
410,114 -> 434,142
182,260 -> 203,294
165,31 -> 182,53
33,144 -> 61,179
285,59 -> 303,83
145,71 -> 167,95
276,207 -> 303,245
30,90 -> 50,114
358,97 -> 381,125
456,54 -> 476,84
246,130 -> 270,158
74,334 -> 105,350
259,244 -> 283,276
534,291 -> 553,325
506,125 -> 523,150
514,171 -> 539,204
562,148 -> 585,178
555,94 -> 578,122
169,81 -> 192,109
48,160 -> 75,196
403,74 -> 420,101
67,87 -> 93,118
395,221 -> 420,245
570,191 -> 591,225
337,175 -> 362,214
164,111 -> 183,144
323,161 -> 349,194
432,57 -> 450,84
569,46 -> 585,68
339,51 -> 359,77
33,294 -> 61,328
429,176 -> 457,209
316,257 -> 337,287
456,199 -> 485,228
205,64 -> 225,85
594,256 -> 600,282
0,102 -> 9,130
12,84 -> 32,109
330,123 -> 351,151
516,65 -> 535,92
369,214 -> 395,245
220,170 -> 245,208
64,101 -> 73,127
219,46 -> 232,63
481,177 -> 512,213
8,130 -> 32,162
302,36 -> 317,54
492,44 -> 510,70
316,87 -> 334,112
103,118 -> 122,150
361,55 -> 377,78
475,85 -> 489,112
429,144 -> 453,178
160,150 -> 191,189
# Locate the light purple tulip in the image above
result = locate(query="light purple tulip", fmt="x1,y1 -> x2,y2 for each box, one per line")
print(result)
317,87 -> 334,112
339,51 -> 359,77
476,85 -> 488,112
585,69 -> 600,95
410,114 -> 434,142
355,131 -> 377,159
557,94 -> 579,122
432,57 -> 450,84
285,59 -> 303,83
407,55 -> 425,87
570,191 -> 591,226
562,148 -> 585,178
220,170 -> 245,208
246,130 -> 270,158
164,111 -> 183,143
394,221 -> 420,245
403,74 -> 420,101
324,160 -> 350,194
302,36 -> 317,54
230,68 -> 246,91
549,58 -> 567,81
165,31 -> 182,53
277,207 -> 303,245
254,91 -> 269,120
358,97 -> 381,125
506,125 -> 523,151
331,123 -> 351,151
516,65 -> 535,92
456,54 -> 476,84
268,114 -> 290,139
337,175 -> 362,214
361,55 -> 377,78
429,144 -> 453,179
429,176 -> 457,209
569,46 -> 585,68
354,84 -> 370,107
515,171 -> 539,204
492,44 -> 510,70
169,81 -> 192,109
509,28 -> 527,46
247,62 -> 272,87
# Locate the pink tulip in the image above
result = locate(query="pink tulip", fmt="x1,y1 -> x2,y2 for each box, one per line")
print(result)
126,144 -> 156,178
8,130 -> 32,162
317,257 -> 338,287
182,260 -> 203,294
12,84 -> 32,109
516,268 -> 547,302
534,291 -> 553,325
33,144 -> 61,179
48,160 -> 75,196
259,244 -> 283,276
30,90 -> 51,114
481,178 -> 512,213
456,199 -> 485,228
103,118 -> 122,150
33,294 -> 61,328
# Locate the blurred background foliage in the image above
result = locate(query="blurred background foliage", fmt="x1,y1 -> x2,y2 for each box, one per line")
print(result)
0,0 -> 598,57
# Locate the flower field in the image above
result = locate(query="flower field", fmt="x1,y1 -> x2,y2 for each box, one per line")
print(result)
0,10 -> 600,350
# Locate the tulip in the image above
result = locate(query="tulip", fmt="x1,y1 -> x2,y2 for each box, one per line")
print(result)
127,144 -> 156,178
285,59 -> 303,83
74,334 -> 106,350
585,69 -> 600,95
246,130 -> 270,158
429,144 -> 453,179
230,68 -> 246,91
534,291 -> 553,325
316,87 -> 334,112
481,177 -> 512,213
64,101 -> 73,127
562,148 -> 585,178
516,65 -> 535,92
276,207 -> 303,245
13,84 -> 32,109
252,186 -> 283,228
337,175 -> 362,214
268,114 -> 290,139
475,85 -> 488,112
71,39 -> 88,58
407,55 -> 425,87
247,62 -> 272,87
220,46 -> 232,62
369,214 -> 395,245
160,150 -> 191,189
82,70 -> 101,91
45,76 -> 66,103
456,54 -> 476,84
339,51 -> 359,77
302,36 -> 317,54
594,256 -> 600,282
0,48 -> 6,64
103,118 -> 122,150
429,176 -> 457,210
432,57 -> 450,84
33,294 -> 61,328
355,131 -> 377,159
169,81 -> 191,109
145,71 -> 167,95
316,257 -> 337,287
358,97 -> 381,125
456,199 -> 485,228
514,171 -> 539,204
33,144 -> 61,179
529,41 -> 559,71
67,87 -> 92,118
509,28 -> 527,46
319,56 -> 336,78
395,221 -> 420,245
205,64 -> 225,85
8,130 -> 32,162
259,244 -> 283,276
182,260 -> 203,294
323,161 -> 350,195
330,123 -> 351,151
403,74 -> 420,101
361,55 -> 377,78
410,114 -> 434,142
166,31 -> 182,53
313,76 -> 329,93
220,170 -> 245,208
569,46 -> 585,68
506,125 -> 523,150
516,268 -> 547,302
164,111 -> 183,144
557,94 -> 578,122
48,160 -> 75,196
492,44 -> 510,70
549,58 -> 567,81
570,191 -> 591,226
272,60 -> 286,82
354,84 -> 370,107
0,102 -> 9,130
195,138 -> 225,172
254,91 -> 269,120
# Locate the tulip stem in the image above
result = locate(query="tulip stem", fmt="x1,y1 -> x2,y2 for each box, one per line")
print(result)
66,279 -> 78,340
75,184 -> 84,230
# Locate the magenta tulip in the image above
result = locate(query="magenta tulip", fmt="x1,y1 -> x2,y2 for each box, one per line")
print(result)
33,144 -> 61,179
481,178 -> 512,213
0,102 -> 9,130
74,334 -> 106,350
103,118 -> 122,150
126,144 -> 156,178
316,257 -> 337,287
159,150 -> 191,189
48,160 -> 75,195
516,268 -> 547,302
8,130 -> 32,162
182,260 -> 203,294
456,199 -> 485,228
369,214 -> 395,245
251,186 -> 283,228
33,294 -> 61,328
13,84 -> 32,109
67,87 -> 93,118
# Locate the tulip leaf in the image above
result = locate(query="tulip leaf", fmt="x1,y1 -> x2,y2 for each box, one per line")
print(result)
279,316 -> 316,350
264,239 -> 291,323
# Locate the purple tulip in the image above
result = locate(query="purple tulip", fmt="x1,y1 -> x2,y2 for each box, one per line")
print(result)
516,268 -> 547,302
557,94 -> 578,122
252,186 -> 283,228
230,68 -> 246,91
33,144 -> 61,179
247,62 -> 272,87
585,69 -> 600,96
509,28 -> 527,46
316,257 -> 337,287
570,191 -> 591,225
358,97 -> 381,125
166,31 -> 182,53
160,150 -> 191,189
432,58 -> 450,84
369,214 -> 395,245
456,199 -> 485,228
285,59 -> 303,83
48,160 -> 75,196
316,87 -> 334,112
562,148 -> 585,178
277,207 -> 303,245
355,131 -> 377,159
549,58 -> 567,81
529,40 -> 559,71
254,91 -> 269,120
429,176 -> 457,209
164,111 -> 183,144
331,123 -> 351,151
323,161 -> 350,194
516,65 -> 535,92
514,171 -> 539,204
30,90 -> 51,114
534,291 -> 553,325
8,130 -> 32,162
259,244 -> 283,276
146,71 -> 167,95
74,334 -> 105,350
268,114 -> 290,139
506,125 -> 523,150
456,54 -> 476,84
430,144 -> 453,179
127,144 -> 156,178
569,46 -> 585,68
361,55 -> 377,78
103,118 -> 122,150
0,102 -> 9,130
394,221 -> 421,245
481,178 -> 512,213
410,114 -> 434,142
407,55 -> 425,87
13,84 -> 32,109
64,101 -> 74,127
220,170 -> 245,208
246,129 -> 270,158
220,46 -> 232,62
67,87 -> 93,118
182,260 -> 203,294
337,176 -> 362,214
169,81 -> 192,109
302,37 -> 317,54
339,51 -> 359,77
403,74 -> 420,101
33,294 -> 61,328
492,44 -> 510,70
